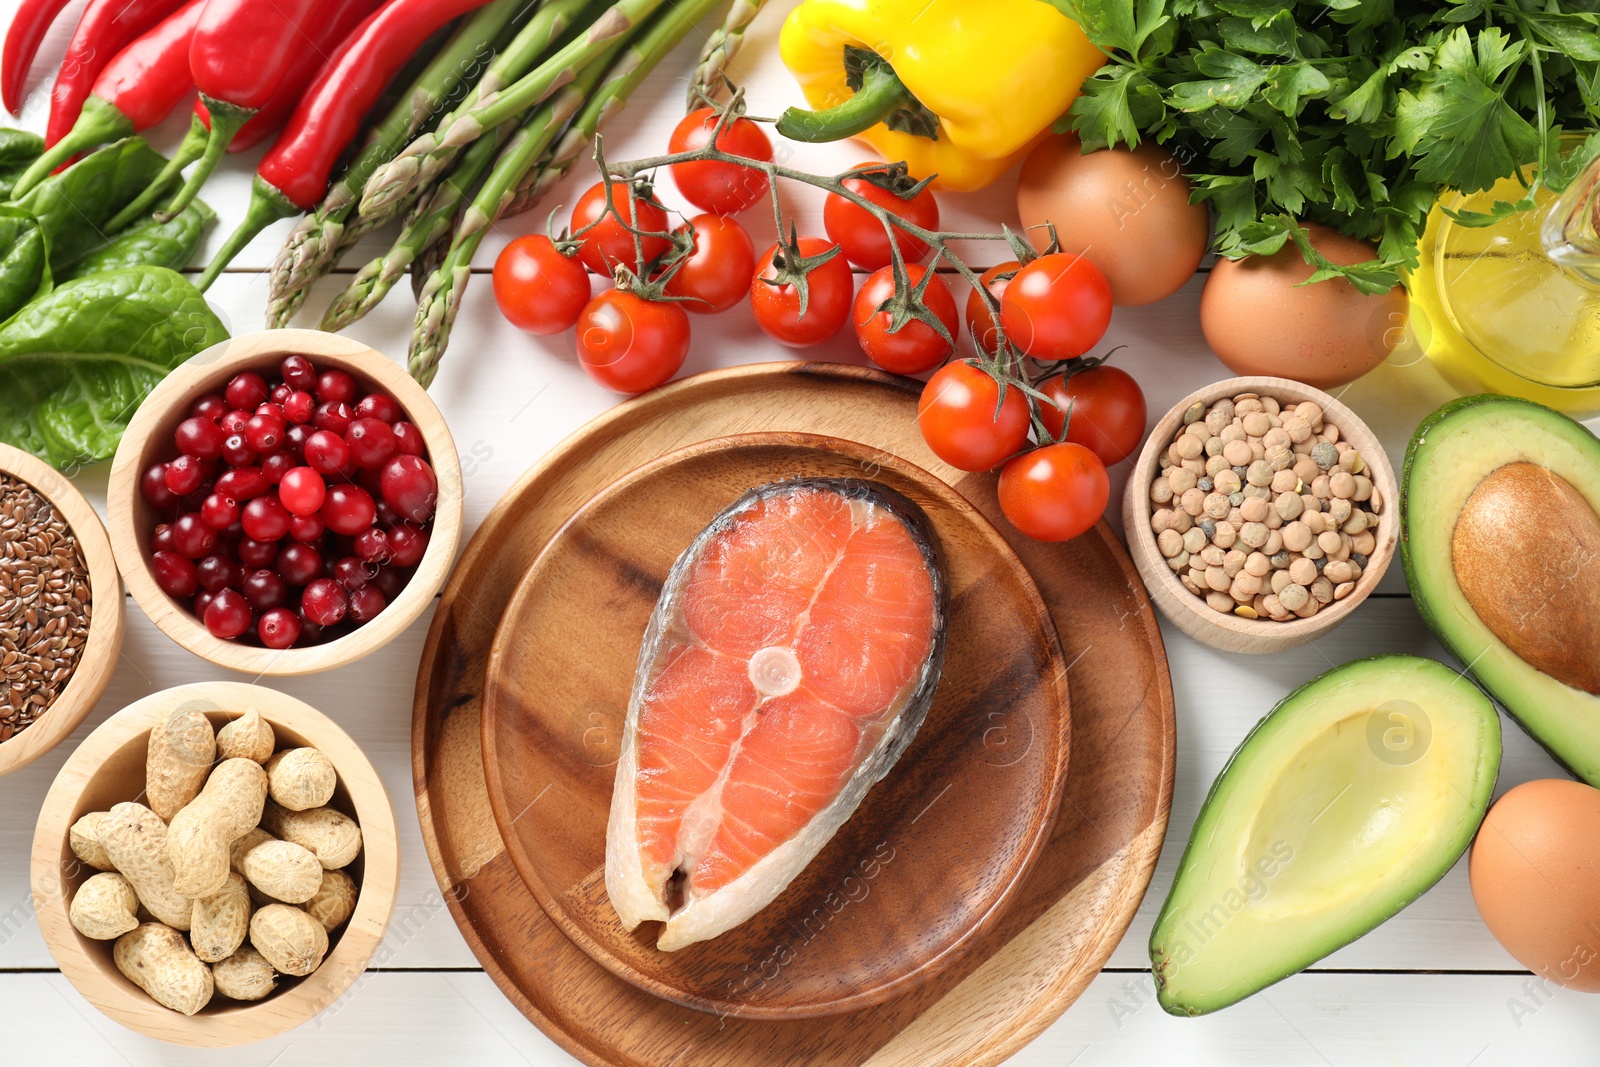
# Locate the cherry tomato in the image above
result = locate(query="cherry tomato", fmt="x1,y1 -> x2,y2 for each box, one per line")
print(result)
667,108 -> 773,215
570,181 -> 671,276
1000,253 -> 1113,361
824,163 -> 939,270
1037,365 -> 1148,465
916,362 -> 1030,472
749,237 -> 854,348
493,235 -> 591,334
575,289 -> 691,394
966,261 -> 1021,355
852,264 -> 959,375
663,214 -> 756,314
998,442 -> 1109,542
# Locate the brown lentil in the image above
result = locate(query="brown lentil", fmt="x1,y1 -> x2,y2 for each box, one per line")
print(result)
0,473 -> 91,741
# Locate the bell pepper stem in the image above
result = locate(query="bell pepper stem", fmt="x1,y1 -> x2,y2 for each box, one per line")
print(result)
776,60 -> 911,143
105,113 -> 207,231
10,95 -> 133,197
197,175 -> 298,291
159,97 -> 254,222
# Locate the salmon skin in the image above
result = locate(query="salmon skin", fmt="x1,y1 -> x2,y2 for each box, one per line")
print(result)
606,477 -> 949,951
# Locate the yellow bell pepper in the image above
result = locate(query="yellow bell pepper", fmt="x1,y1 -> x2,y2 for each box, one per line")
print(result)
778,0 -> 1105,191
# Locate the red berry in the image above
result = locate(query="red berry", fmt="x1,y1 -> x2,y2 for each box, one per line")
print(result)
204,588 -> 254,639
354,527 -> 390,563
258,607 -> 302,649
175,416 -> 225,459
222,409 -> 249,435
317,369 -> 358,404
281,355 -> 317,391
193,588 -> 217,620
237,536 -> 279,569
304,430 -> 350,476
348,584 -> 387,623
355,393 -> 401,423
346,418 -> 396,470
380,455 -> 438,523
271,386 -> 293,407
313,401 -> 353,436
372,565 -> 407,601
150,523 -> 175,554
242,569 -> 290,611
288,513 -> 324,543
283,423 -> 310,456
321,484 -> 376,536
283,390 -> 315,425
196,553 -> 240,593
261,451 -> 296,484
245,411 -> 287,453
164,455 -> 205,496
152,551 -> 198,598
200,493 -> 238,530
220,433 -> 256,468
277,542 -> 323,585
141,463 -> 178,510
171,513 -> 215,559
387,525 -> 428,568
390,422 -> 425,457
188,394 -> 227,422
225,373 -> 269,411
215,466 -> 268,501
301,578 -> 349,626
279,467 -> 326,516
241,496 -> 291,542
331,555 -> 372,590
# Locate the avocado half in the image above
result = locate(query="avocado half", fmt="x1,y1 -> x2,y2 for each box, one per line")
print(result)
1149,655 -> 1501,1016
1402,395 -> 1600,785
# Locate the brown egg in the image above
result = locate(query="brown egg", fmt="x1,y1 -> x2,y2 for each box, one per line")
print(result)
1199,223 -> 1409,389
1470,778 -> 1600,992
1016,135 -> 1208,306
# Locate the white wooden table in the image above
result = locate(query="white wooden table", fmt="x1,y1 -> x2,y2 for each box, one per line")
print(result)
3,3 -> 1599,1063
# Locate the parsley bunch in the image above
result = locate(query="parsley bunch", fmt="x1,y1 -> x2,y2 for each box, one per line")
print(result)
1054,0 -> 1600,293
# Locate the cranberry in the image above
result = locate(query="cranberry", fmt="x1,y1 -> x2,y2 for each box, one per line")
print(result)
141,463 -> 178,510
220,409 -> 249,435
313,401 -> 353,436
281,354 -> 317,391
215,466 -> 269,501
150,523 -> 175,554
242,569 -> 290,611
304,430 -> 350,476
349,584 -> 387,623
241,496 -> 291,542
258,607 -> 302,649
387,525 -> 429,568
356,464 -> 384,495
152,551 -> 199,598
390,421 -> 425,457
288,513 -> 324,542
297,617 -> 326,645
261,451 -> 296,484
204,588 -> 254,639
283,390 -> 315,425
279,467 -> 327,516
284,423 -> 310,456
200,493 -> 239,530
164,454 -> 205,496
277,542 -> 323,585
331,555 -> 373,590
188,394 -> 227,422
219,433 -> 255,468
174,416 -> 225,459
193,588 -> 217,620
321,484 -> 376,536
225,372 -> 269,411
172,513 -> 216,559
237,536 -> 279,570
354,527 -> 390,563
355,393 -> 401,423
380,455 -> 438,523
346,418 -> 396,470
196,553 -> 240,592
373,565 -> 408,601
317,369 -> 358,404
301,578 -> 349,626
270,383 -> 292,405
245,411 -> 287,453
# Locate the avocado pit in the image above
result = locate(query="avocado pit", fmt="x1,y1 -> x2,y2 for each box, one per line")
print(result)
1451,462 -> 1600,695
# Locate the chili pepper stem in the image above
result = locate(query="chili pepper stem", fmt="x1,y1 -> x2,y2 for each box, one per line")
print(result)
776,60 -> 910,143
197,175 -> 298,291
105,113 -> 207,230
158,97 -> 252,221
11,96 -> 135,197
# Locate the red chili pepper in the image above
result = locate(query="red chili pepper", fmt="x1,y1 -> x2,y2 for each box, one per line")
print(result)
2,0 -> 74,115
9,0 -> 204,197
157,0 -> 339,218
43,0 -> 188,148
199,0 -> 498,290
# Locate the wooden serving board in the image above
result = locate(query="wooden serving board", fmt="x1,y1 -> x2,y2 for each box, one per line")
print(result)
412,362 -> 1176,1067
480,433 -> 1072,1019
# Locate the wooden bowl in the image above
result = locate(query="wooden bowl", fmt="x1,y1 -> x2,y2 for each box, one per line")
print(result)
106,330 -> 462,675
0,442 -> 124,777
481,432 -> 1072,1020
30,681 -> 400,1047
1121,376 -> 1398,654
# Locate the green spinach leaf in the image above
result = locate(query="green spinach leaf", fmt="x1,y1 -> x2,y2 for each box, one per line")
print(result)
0,129 -> 44,201
0,267 -> 228,469
61,199 -> 215,281
0,206 -> 50,324
13,138 -> 169,274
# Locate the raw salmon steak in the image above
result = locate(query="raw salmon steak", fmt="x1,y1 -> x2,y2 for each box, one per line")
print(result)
606,478 -> 949,950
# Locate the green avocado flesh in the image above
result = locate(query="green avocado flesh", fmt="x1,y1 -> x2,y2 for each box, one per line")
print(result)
1149,655 -> 1500,1016
1402,395 -> 1600,785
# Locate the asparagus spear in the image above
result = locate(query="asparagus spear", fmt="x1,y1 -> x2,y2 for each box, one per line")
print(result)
686,0 -> 766,107
364,0 -> 673,219
261,0 -> 537,328
410,0 -> 718,385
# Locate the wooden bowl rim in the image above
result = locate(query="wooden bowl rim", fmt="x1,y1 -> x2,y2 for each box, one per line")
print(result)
480,429 -> 1074,1020
0,441 -> 125,777
29,680 -> 400,1047
1121,375 -> 1399,653
105,329 -> 463,676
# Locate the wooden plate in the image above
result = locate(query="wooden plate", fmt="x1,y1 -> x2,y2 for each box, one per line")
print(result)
481,432 -> 1071,1019
413,362 -> 1176,1067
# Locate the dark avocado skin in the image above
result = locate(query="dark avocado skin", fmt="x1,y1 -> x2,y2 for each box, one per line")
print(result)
1399,394 -> 1600,784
